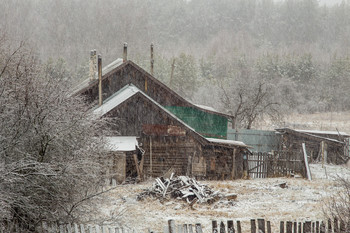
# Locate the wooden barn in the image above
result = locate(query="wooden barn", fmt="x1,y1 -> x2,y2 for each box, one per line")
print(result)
276,128 -> 350,164
93,84 -> 250,180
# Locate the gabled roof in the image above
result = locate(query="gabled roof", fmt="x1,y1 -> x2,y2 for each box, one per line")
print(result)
74,59 -> 232,118
94,84 -> 248,149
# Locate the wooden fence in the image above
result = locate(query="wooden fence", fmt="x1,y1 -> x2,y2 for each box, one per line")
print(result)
0,222 -> 133,233
248,151 -> 306,179
167,218 -> 348,233
1,218 -> 348,233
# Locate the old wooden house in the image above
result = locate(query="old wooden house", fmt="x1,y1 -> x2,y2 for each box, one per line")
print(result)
93,84 -> 249,180
72,51 -> 249,181
276,128 -> 350,164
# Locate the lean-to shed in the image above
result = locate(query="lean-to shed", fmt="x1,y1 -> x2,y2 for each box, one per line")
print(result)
93,84 -> 250,180
276,128 -> 350,164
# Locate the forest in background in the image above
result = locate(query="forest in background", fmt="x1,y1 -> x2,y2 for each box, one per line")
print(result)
1,0 -> 350,128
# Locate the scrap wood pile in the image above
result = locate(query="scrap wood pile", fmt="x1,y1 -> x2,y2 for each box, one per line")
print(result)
137,174 -> 223,205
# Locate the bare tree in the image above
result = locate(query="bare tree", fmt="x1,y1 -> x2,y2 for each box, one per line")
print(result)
0,37 -> 110,231
217,59 -> 280,129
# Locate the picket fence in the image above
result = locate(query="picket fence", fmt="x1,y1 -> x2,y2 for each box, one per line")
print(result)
2,218 -> 347,233
166,218 -> 347,233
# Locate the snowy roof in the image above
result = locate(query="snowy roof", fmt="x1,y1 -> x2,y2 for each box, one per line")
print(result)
295,129 -> 349,137
105,136 -> 138,151
193,104 -> 218,113
206,138 -> 248,147
93,84 -> 139,117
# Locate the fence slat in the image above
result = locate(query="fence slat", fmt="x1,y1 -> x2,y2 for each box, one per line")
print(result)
220,221 -> 225,233
183,224 -> 188,233
227,220 -> 234,233
236,221 -> 241,233
303,221 -> 311,233
212,221 -> 218,233
267,221 -> 271,233
195,224 -> 202,233
251,219 -> 256,233
258,219 -> 265,233
80,224 -> 86,233
280,221 -> 284,233
286,221 -> 292,233
168,220 -> 176,233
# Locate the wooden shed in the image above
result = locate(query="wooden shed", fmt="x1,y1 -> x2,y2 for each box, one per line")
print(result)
74,59 -> 231,139
93,84 -> 250,180
276,128 -> 350,164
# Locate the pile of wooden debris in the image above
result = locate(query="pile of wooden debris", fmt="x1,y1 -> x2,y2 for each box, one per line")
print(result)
137,174 -> 222,205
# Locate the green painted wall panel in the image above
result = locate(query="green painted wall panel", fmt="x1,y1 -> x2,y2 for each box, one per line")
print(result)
165,106 -> 227,138
227,129 -> 280,152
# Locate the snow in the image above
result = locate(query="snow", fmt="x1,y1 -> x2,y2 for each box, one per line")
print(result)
206,138 -> 248,147
194,104 -> 218,113
295,129 -> 349,137
105,136 -> 138,152
102,58 -> 123,76
80,163 -> 350,232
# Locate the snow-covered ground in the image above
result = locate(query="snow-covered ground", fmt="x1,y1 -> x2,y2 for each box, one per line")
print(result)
81,163 -> 350,233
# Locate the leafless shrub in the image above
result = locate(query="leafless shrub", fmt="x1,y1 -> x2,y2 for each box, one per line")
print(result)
0,36 -> 111,231
324,176 -> 350,231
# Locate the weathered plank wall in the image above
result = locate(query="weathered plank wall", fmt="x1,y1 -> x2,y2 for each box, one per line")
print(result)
140,136 -> 197,178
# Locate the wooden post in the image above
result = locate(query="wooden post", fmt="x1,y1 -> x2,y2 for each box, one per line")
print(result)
280,221 -> 284,233
195,224 -> 202,233
150,43 -> 154,76
220,221 -> 225,233
168,220 -> 176,233
123,43 -> 128,62
286,221 -> 292,233
315,221 -> 319,233
302,143 -> 312,180
251,219 -> 256,233
169,58 -> 175,88
303,221 -> 311,233
98,54 -> 102,106
212,221 -> 218,233
133,154 -> 141,179
321,141 -> 325,168
298,222 -> 301,233
89,50 -> 97,82
227,220 -> 234,233
237,221 -> 242,233
150,137 -> 152,176
231,148 -> 237,180
267,221 -> 271,233
258,219 -> 265,233
188,224 -> 193,233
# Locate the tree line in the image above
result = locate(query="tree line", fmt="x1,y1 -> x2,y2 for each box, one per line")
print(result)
1,0 -> 350,128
